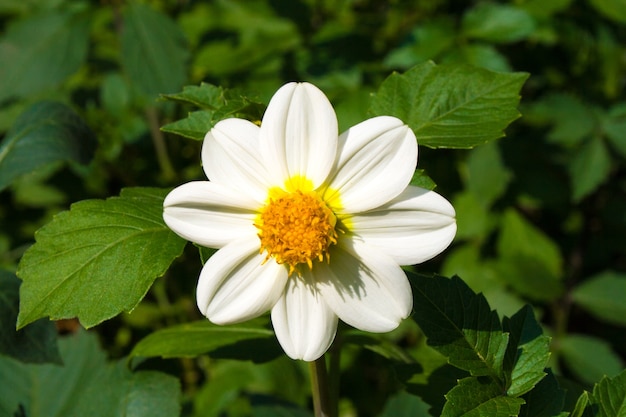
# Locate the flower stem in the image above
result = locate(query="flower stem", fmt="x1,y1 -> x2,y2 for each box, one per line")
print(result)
309,356 -> 333,417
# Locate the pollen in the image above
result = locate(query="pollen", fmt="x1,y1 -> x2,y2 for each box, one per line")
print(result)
255,189 -> 339,274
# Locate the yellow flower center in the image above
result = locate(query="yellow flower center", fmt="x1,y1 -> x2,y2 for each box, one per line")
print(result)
255,184 -> 339,275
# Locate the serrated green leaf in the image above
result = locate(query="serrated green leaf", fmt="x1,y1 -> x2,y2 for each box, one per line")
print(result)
462,3 -> 536,43
161,83 -> 226,109
370,62 -> 528,149
587,0 -> 626,24
569,137 -> 612,202
129,319 -> 280,361
0,101 -> 97,192
559,334 -> 624,386
519,369 -> 566,417
405,364 -> 469,417
503,305 -> 550,397
572,271 -> 626,326
410,169 -> 436,190
0,330 -> 180,417
0,8 -> 90,103
571,391 -> 592,417
442,377 -> 525,417
121,3 -> 188,97
408,273 -> 509,379
590,369 -> 626,417
16,187 -> 186,329
496,209 -> 563,301
0,270 -> 60,364
161,110 -> 214,140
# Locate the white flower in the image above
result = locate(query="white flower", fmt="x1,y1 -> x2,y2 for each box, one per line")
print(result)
163,82 -> 456,361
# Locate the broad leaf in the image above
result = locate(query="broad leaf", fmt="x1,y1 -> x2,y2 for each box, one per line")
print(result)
519,369 -> 566,417
590,369 -> 626,417
502,305 -> 550,397
130,318 -> 281,363
0,9 -> 90,103
0,101 -> 96,192
572,271 -> 626,326
378,391 -> 430,417
462,3 -> 536,43
465,142 -> 512,207
370,61 -> 528,148
408,273 -> 509,380
588,0 -> 626,24
441,377 -> 525,417
0,330 -> 180,417
161,110 -> 214,140
0,270 -> 60,364
121,3 -> 189,97
559,334 -> 624,385
17,188 -> 186,329
568,137 -> 612,202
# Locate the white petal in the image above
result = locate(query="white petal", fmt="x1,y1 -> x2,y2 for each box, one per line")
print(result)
202,118 -> 270,203
324,116 -> 417,213
260,82 -> 338,188
197,237 -> 288,324
163,181 -> 259,248
317,240 -> 413,333
349,186 -> 457,265
271,274 -> 338,361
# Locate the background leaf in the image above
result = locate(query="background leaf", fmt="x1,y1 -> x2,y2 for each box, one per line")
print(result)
0,8 -> 90,103
0,101 -> 96,192
377,391 -> 430,417
572,271 -> 626,327
121,3 -> 189,98
0,270 -> 60,364
369,61 -> 528,148
461,3 -> 536,43
0,330 -> 180,417
559,334 -> 624,385
568,137 -> 612,202
16,188 -> 186,329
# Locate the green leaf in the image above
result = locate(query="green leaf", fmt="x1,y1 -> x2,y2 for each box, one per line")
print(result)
559,334 -> 624,386
462,3 -> 536,43
464,141 -> 512,207
496,209 -> 564,301
590,369 -> 626,417
519,369 -> 566,417
572,271 -> 626,326
0,101 -> 97,192
130,318 -> 280,362
571,391 -> 592,417
16,188 -> 186,329
410,169 -> 437,191
121,3 -> 189,97
161,83 -> 266,140
0,330 -> 180,417
502,305 -> 550,397
443,43 -> 512,73
587,0 -> 626,24
253,404 -> 313,417
0,270 -> 60,364
441,377 -> 525,417
343,330 -> 416,363
0,8 -> 90,103
568,137 -> 612,202
408,273 -> 509,379
378,391 -> 430,417
370,62 -> 528,149
603,103 -> 626,158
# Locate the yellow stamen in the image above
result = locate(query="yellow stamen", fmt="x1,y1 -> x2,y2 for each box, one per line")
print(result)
255,185 -> 338,275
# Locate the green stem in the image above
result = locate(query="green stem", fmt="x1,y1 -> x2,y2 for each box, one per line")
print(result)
145,106 -> 176,181
309,356 -> 333,417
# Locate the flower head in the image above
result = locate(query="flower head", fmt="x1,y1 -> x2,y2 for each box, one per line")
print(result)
163,82 -> 456,361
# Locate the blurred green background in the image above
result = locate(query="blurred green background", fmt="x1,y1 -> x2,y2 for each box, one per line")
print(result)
1,0 -> 625,416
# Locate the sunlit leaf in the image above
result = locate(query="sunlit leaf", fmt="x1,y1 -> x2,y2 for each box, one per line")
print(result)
441,377 -> 525,417
0,330 -> 180,417
17,188 -> 186,329
370,62 -> 528,148
130,319 -> 281,363
572,271 -> 626,326
590,369 -> 626,417
0,271 -> 60,364
0,102 -> 96,192
0,8 -> 90,103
